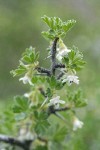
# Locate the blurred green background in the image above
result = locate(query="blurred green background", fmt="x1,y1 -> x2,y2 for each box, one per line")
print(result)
0,0 -> 100,149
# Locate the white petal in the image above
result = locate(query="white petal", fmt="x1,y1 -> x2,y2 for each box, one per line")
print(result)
73,117 -> 84,131
29,46 -> 33,51
62,74 -> 79,85
19,76 -> 29,84
24,93 -> 30,98
19,74 -> 33,85
55,103 -> 60,109
56,46 -> 71,62
58,100 -> 65,104
48,96 -> 65,107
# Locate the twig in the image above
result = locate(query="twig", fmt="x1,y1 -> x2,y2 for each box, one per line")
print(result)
51,37 -> 59,75
55,112 -> 67,122
54,106 -> 70,112
38,87 -> 47,97
47,106 -> 70,123
37,67 -> 51,76
57,72 -> 64,80
0,134 -> 32,150
38,87 -> 49,108
48,105 -> 70,115
40,97 -> 48,108
55,63 -> 65,69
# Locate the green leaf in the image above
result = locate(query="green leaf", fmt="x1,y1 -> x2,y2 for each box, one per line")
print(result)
42,15 -> 51,28
42,16 -> 76,40
15,112 -> 27,121
22,47 -> 39,63
46,88 -> 53,98
67,90 -> 87,108
36,146 -> 48,150
34,110 -> 39,119
10,64 -> 26,77
63,47 -> 86,71
12,96 -> 29,113
55,81 -> 64,90
12,106 -> 23,113
53,126 -> 67,142
47,76 -> 56,88
11,46 -> 39,77
48,141 -> 64,150
75,100 -> 87,107
22,55 -> 32,63
47,76 -> 64,90
34,111 -> 48,120
35,120 -> 50,134
42,31 -> 55,40
62,19 -> 76,32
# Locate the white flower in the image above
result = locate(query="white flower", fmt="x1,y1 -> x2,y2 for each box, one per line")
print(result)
24,93 -> 30,98
19,74 -> 33,85
56,46 -> 71,62
29,46 -> 33,51
62,74 -> 79,85
48,96 -> 65,108
18,128 -> 34,140
73,117 -> 84,131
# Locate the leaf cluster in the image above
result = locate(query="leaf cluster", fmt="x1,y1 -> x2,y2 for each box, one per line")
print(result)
22,47 -> 39,64
12,96 -> 30,121
10,47 -> 39,77
47,76 -> 64,90
42,15 -> 76,40
63,47 -> 86,71
67,90 -> 87,108
34,111 -> 50,135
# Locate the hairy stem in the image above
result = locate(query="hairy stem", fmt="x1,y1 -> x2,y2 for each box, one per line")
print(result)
38,87 -> 47,97
48,105 -> 70,115
37,67 -> 51,76
0,134 -> 32,150
54,106 -> 70,111
57,72 -> 64,80
51,37 -> 59,75
55,63 -> 65,69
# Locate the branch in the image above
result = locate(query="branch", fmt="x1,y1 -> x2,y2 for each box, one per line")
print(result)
55,63 -> 65,69
54,106 -> 70,112
57,72 -> 64,80
47,106 -> 70,123
0,134 -> 32,150
36,67 -> 51,76
38,87 -> 47,97
48,105 -> 70,115
51,37 -> 59,75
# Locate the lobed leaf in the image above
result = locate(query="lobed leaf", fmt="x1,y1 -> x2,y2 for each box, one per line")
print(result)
42,15 -> 76,40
